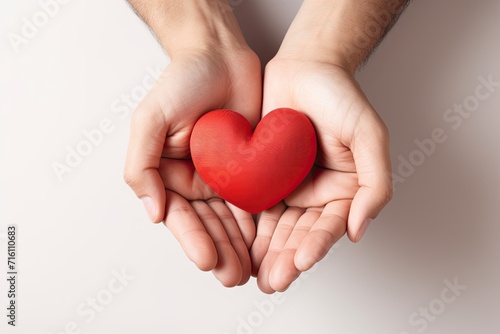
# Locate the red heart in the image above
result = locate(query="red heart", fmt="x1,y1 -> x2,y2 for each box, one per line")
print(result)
190,108 -> 317,213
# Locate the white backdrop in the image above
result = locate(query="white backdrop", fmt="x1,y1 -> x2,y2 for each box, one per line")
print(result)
1,0 -> 499,333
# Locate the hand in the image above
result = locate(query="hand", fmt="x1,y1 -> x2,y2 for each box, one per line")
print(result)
123,32 -> 262,286
251,56 -> 393,293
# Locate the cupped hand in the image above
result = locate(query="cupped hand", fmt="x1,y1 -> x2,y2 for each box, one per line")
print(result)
252,56 -> 393,293
124,47 -> 262,287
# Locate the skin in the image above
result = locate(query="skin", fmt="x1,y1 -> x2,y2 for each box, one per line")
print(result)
124,0 -> 409,291
252,0 -> 409,293
124,0 -> 261,287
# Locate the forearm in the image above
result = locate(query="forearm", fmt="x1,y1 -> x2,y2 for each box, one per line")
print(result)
127,0 -> 248,58
279,0 -> 410,73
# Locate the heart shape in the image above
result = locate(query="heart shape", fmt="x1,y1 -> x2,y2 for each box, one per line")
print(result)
190,108 -> 317,213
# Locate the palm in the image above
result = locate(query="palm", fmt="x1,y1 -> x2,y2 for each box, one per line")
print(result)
252,58 -> 392,293
135,50 -> 262,287
268,60 -> 362,208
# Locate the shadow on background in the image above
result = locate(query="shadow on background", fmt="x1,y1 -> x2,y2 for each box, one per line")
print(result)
234,0 -> 302,66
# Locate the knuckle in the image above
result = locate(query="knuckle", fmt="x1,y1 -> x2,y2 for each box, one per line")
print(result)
381,185 -> 393,205
123,169 -> 138,187
376,120 -> 390,142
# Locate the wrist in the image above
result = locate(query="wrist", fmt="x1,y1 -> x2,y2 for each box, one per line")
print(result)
131,0 -> 249,59
276,0 -> 352,71
277,0 -> 408,73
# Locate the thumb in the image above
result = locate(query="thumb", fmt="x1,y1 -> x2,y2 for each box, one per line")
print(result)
124,95 -> 168,223
347,112 -> 393,242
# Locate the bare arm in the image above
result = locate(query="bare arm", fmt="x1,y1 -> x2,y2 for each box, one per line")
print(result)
253,0 -> 410,292
126,0 -> 249,58
123,0 -> 261,287
279,0 -> 410,73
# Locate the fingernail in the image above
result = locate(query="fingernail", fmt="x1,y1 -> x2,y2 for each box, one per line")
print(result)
356,218 -> 373,242
141,197 -> 157,222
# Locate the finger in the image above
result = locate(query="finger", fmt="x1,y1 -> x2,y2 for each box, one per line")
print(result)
294,200 -> 350,271
163,190 -> 217,271
348,112 -> 392,242
250,203 -> 286,277
158,159 -> 218,200
256,250 -> 280,294
266,207 -> 305,251
124,94 -> 168,223
269,209 -> 321,292
226,202 -> 256,250
256,207 -> 304,293
192,200 -> 243,287
208,199 -> 252,286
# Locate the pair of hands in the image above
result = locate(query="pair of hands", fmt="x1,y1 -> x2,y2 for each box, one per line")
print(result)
124,47 -> 392,293
123,0 -> 394,293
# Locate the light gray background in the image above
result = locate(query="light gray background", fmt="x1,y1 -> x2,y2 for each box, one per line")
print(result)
1,0 -> 499,333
